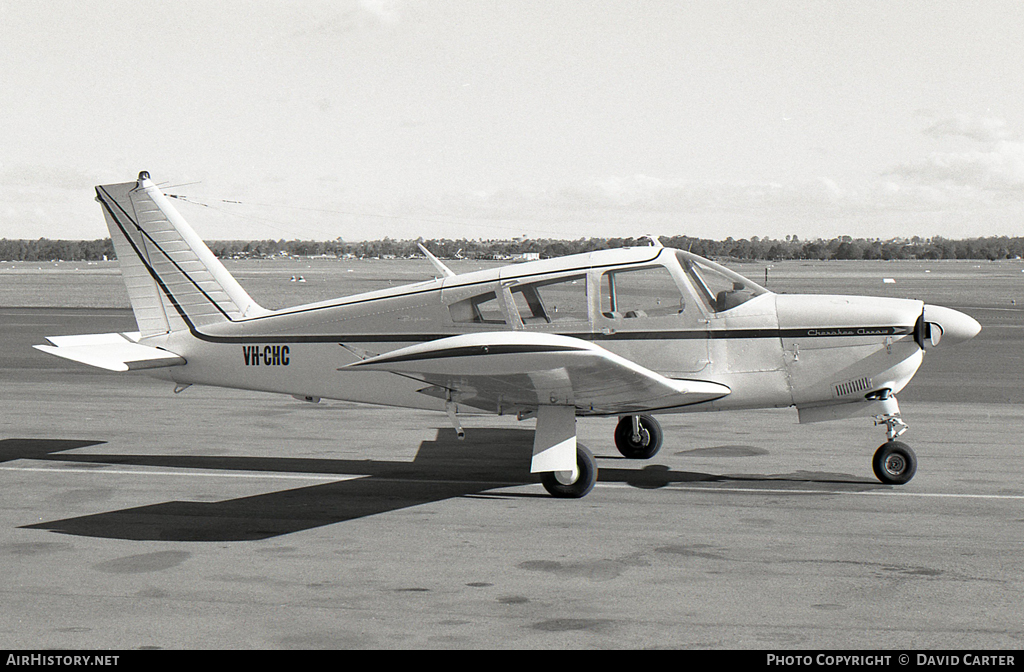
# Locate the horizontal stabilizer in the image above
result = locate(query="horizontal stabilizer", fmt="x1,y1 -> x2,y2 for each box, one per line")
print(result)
35,333 -> 185,372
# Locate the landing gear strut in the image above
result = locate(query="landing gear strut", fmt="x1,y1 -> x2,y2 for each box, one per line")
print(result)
872,411 -> 917,485
614,415 -> 663,459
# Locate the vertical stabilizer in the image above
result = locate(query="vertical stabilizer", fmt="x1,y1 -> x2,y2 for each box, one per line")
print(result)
96,172 -> 268,336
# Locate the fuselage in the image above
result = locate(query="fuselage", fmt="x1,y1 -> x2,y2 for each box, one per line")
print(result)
140,246 -> 966,420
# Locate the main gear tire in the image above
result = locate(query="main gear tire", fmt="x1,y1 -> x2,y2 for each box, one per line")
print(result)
614,415 -> 663,459
541,445 -> 598,498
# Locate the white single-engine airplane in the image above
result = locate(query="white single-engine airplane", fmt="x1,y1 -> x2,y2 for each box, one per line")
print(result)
37,173 -> 982,498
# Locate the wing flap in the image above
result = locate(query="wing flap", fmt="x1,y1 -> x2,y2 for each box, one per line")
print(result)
343,332 -> 729,414
35,333 -> 185,372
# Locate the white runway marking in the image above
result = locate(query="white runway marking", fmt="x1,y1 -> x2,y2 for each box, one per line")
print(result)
0,463 -> 361,483
614,483 -> 1024,500
5,463 -> 1022,501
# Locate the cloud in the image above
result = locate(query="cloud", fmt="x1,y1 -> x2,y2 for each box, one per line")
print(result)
0,164 -> 123,239
285,0 -> 404,41
921,113 -> 1015,143
413,174 -> 867,226
891,114 -> 1024,191
892,143 -> 1024,190
359,0 -> 403,24
381,153 -> 1024,242
0,164 -> 105,191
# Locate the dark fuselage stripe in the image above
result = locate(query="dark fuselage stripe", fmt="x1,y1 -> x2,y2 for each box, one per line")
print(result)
179,326 -> 915,345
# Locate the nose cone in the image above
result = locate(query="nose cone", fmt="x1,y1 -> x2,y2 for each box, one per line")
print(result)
923,305 -> 981,347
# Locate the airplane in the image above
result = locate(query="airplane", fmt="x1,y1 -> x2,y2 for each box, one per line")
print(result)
36,172 -> 982,499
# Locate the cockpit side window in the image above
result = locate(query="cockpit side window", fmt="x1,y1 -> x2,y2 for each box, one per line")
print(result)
676,251 -> 763,313
601,266 -> 686,319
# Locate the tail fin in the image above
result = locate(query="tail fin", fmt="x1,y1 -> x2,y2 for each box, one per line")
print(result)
95,172 -> 269,336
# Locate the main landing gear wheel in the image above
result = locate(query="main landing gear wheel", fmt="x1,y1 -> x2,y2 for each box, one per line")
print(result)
614,415 -> 663,459
541,445 -> 598,498
872,441 -> 917,485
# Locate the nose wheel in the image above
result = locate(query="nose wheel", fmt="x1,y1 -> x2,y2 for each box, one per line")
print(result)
873,440 -> 917,485
872,411 -> 916,485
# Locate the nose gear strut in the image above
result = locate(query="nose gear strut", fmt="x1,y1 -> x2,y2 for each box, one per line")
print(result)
874,412 -> 908,441
871,399 -> 916,485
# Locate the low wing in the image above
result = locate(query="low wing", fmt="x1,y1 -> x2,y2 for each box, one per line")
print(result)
34,333 -> 185,372
341,331 -> 730,415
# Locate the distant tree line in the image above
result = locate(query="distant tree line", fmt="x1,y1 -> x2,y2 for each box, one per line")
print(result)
0,238 -> 114,261
3,235 -> 1024,262
200,234 -> 1024,261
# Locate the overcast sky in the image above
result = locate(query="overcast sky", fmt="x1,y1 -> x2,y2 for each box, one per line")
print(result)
3,0 -> 1024,242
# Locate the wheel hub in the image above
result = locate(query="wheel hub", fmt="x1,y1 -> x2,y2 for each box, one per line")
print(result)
631,429 -> 650,447
553,468 -> 579,485
884,454 -> 906,475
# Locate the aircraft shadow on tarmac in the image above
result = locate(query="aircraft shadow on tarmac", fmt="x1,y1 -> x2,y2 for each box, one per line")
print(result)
3,431 -> 883,542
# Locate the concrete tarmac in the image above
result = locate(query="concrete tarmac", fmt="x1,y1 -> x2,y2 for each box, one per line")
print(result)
1,307 -> 1022,649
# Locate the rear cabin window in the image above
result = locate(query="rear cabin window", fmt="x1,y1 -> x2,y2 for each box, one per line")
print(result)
510,275 -> 588,324
602,266 -> 686,318
449,291 -> 506,324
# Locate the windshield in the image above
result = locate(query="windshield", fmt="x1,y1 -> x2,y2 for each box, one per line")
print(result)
675,250 -> 767,313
